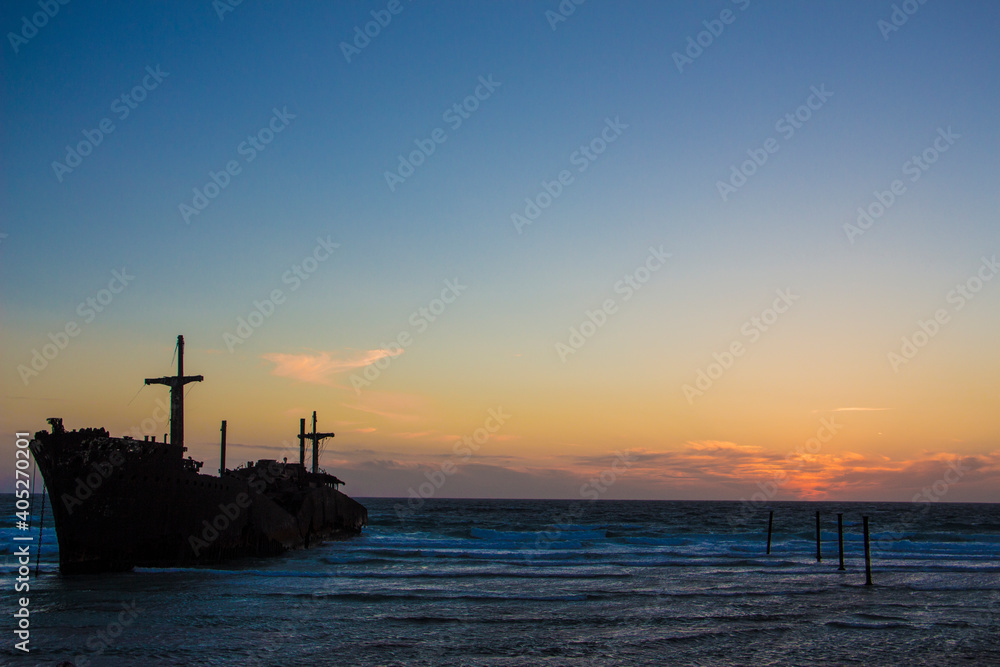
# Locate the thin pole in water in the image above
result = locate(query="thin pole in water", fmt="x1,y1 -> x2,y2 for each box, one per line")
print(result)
35,484 -> 46,577
766,510 -> 774,555
863,516 -> 873,586
219,420 -> 227,475
815,510 -> 822,562
837,513 -> 845,571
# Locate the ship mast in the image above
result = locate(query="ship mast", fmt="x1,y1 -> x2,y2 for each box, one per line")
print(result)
297,410 -> 334,474
145,335 -> 203,449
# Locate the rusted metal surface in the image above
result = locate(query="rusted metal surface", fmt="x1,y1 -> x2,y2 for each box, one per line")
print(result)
28,335 -> 367,575
31,423 -> 367,574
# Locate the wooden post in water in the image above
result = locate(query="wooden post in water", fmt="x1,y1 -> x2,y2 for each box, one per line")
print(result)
298,418 -> 306,467
837,513 -> 845,571
815,510 -> 822,562
863,516 -> 873,586
219,420 -> 227,475
766,510 -> 774,555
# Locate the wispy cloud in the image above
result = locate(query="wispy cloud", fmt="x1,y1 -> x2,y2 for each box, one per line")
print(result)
317,438 -> 1000,501
262,348 -> 403,385
340,390 -> 431,423
684,440 -> 763,455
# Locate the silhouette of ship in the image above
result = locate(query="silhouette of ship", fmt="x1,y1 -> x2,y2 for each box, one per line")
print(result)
29,335 -> 367,574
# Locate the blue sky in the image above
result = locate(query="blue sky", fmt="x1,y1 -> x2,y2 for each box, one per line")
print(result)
3,1 -> 999,500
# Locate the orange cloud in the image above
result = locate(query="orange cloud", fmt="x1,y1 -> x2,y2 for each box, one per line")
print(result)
614,445 -> 1000,501
262,348 -> 404,385
307,435 -> 1000,501
684,440 -> 763,454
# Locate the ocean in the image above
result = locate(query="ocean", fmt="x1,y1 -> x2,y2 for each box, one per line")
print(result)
2,496 -> 999,666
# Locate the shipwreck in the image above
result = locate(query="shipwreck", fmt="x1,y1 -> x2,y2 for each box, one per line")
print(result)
30,335 -> 367,574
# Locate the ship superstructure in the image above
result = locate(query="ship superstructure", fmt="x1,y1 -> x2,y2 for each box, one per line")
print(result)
30,335 -> 367,574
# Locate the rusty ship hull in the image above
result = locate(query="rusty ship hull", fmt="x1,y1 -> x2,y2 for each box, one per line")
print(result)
31,424 -> 367,574
28,334 -> 367,575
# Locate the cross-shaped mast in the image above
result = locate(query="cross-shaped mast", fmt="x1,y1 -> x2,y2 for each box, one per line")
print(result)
298,410 -> 334,474
144,335 -> 203,449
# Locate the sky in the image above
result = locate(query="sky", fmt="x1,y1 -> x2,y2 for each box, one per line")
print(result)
2,0 -> 999,502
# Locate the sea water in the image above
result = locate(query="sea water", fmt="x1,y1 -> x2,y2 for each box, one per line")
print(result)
1,497 -> 998,665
